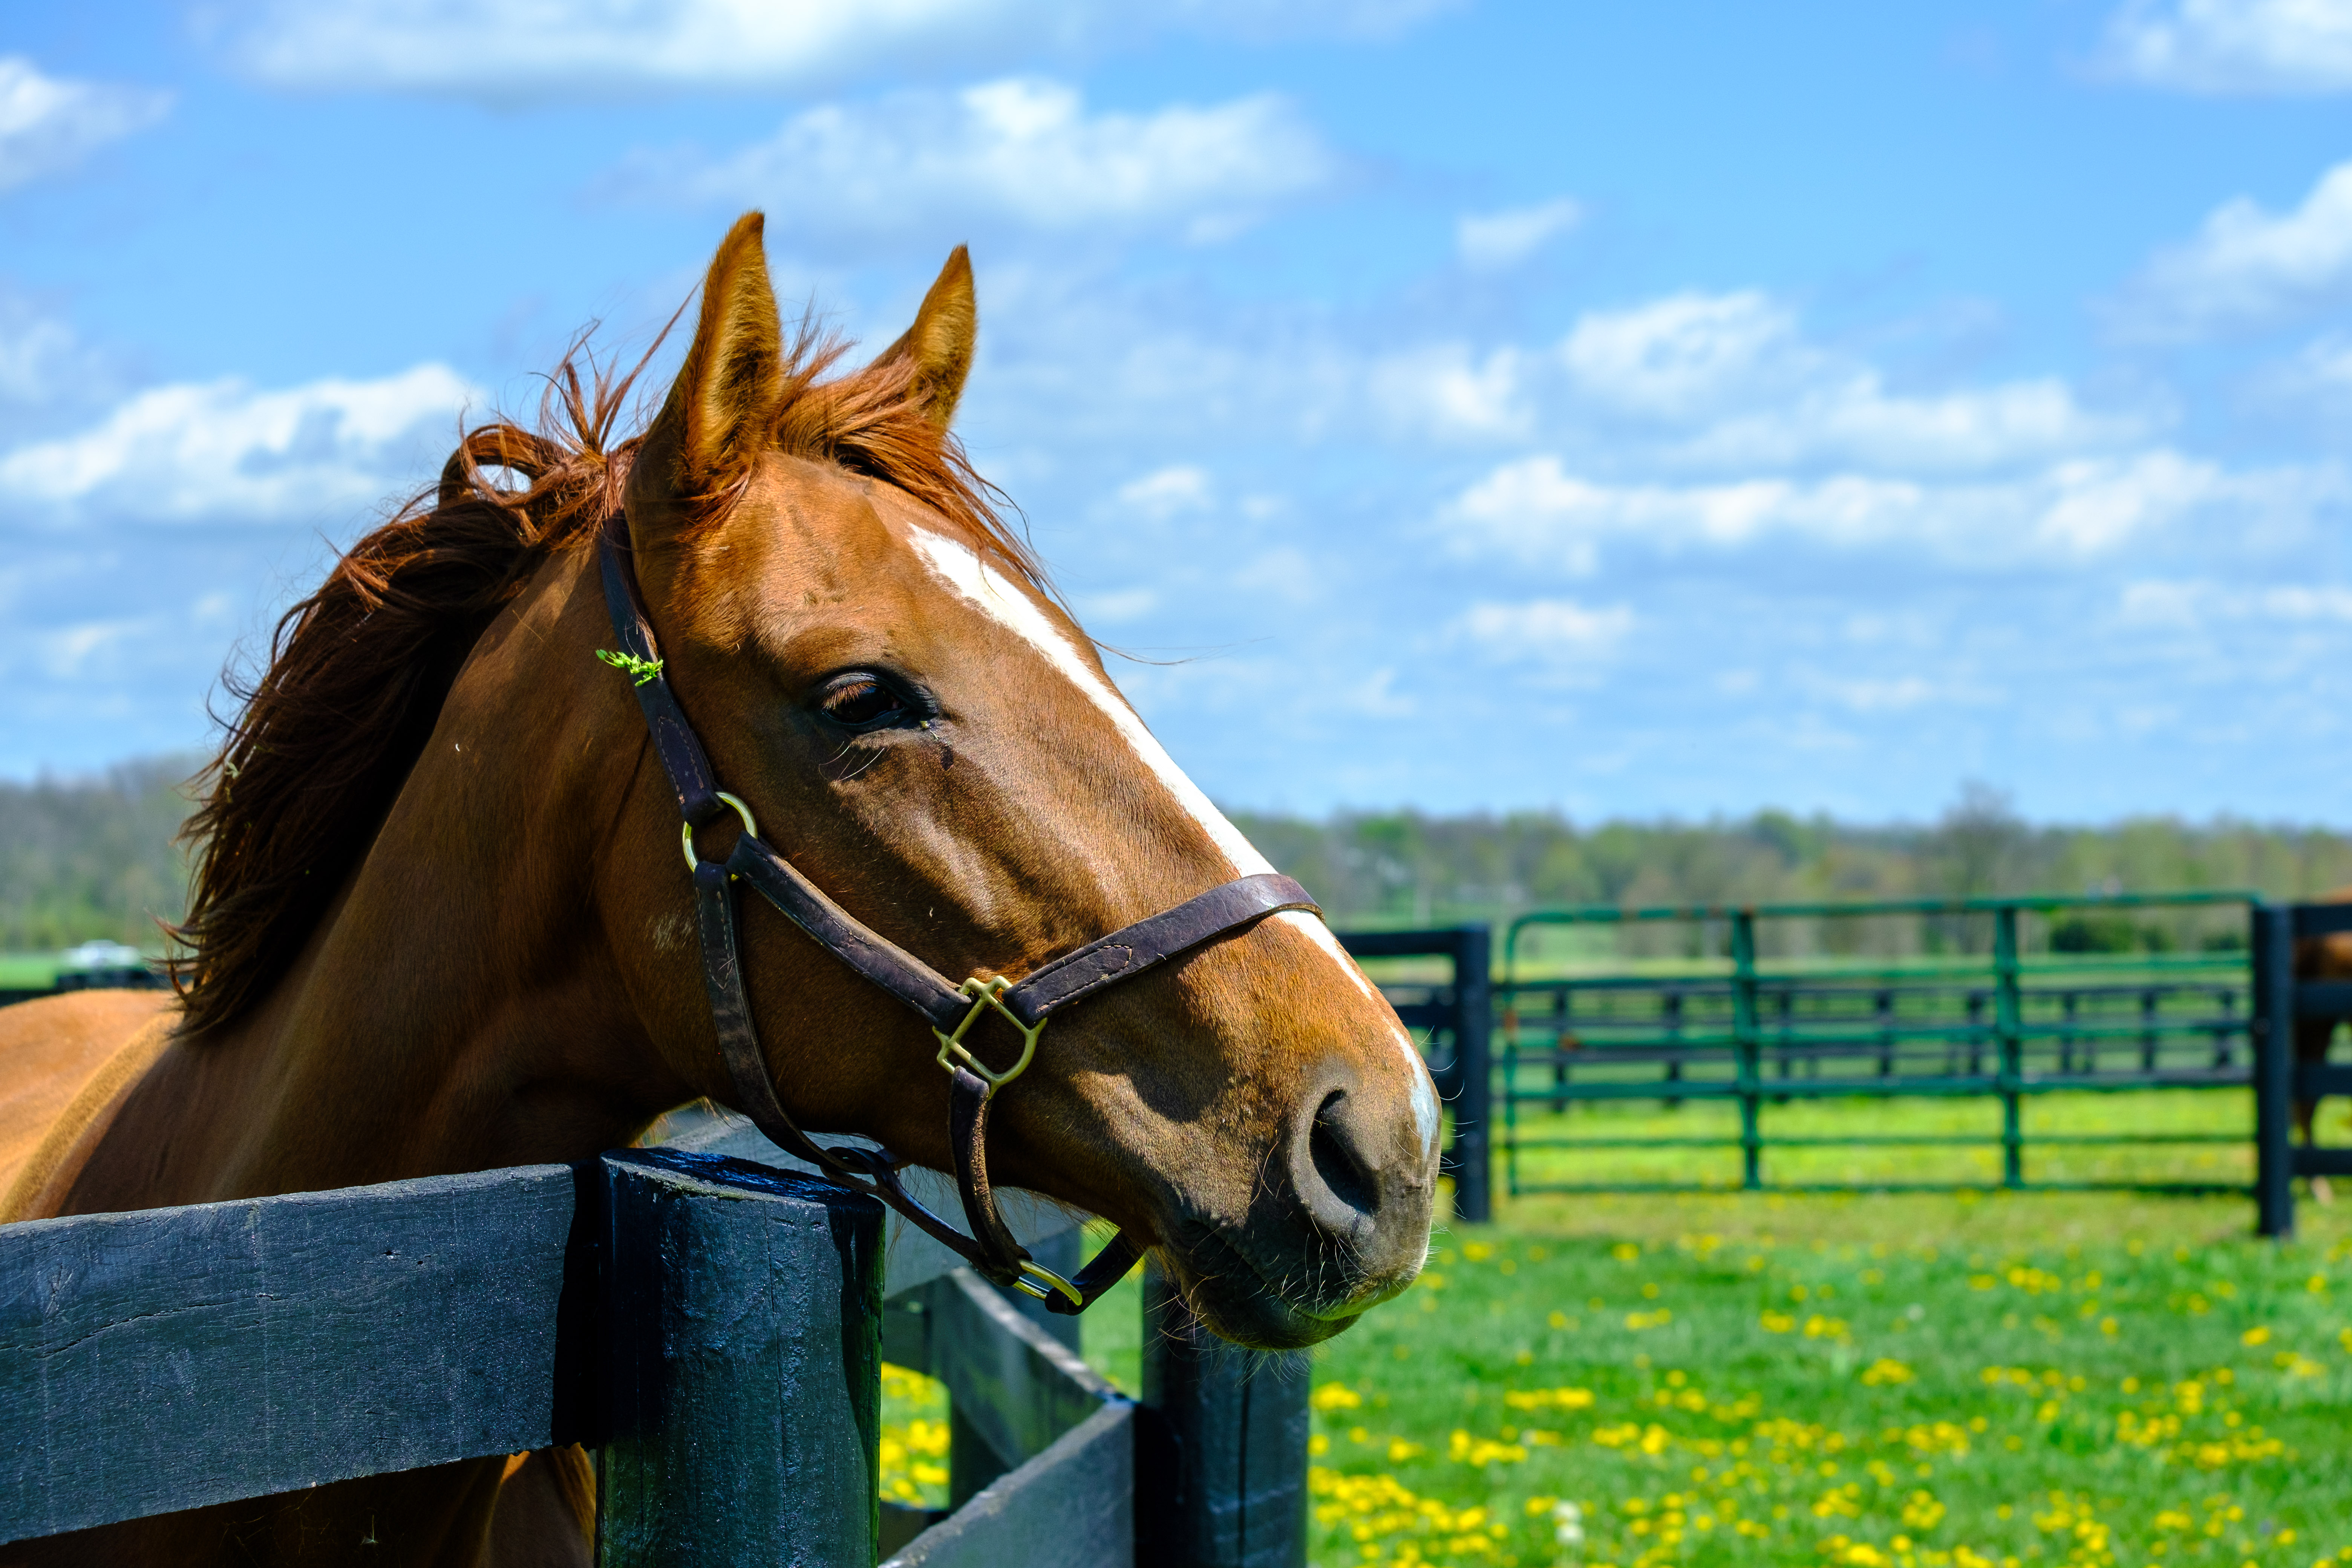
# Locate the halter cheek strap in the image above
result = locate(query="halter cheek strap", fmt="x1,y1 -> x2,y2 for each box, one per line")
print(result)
599,514 -> 1319,1312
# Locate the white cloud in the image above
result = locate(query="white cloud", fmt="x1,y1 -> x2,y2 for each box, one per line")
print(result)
1077,586 -> 1159,624
1456,198 -> 1582,272
1812,675 -> 1945,714
37,617 -> 149,680
2266,331 -> 2352,393
1370,343 -> 1529,439
1437,449 -> 2309,572
2113,158 -> 2352,339
215,0 -> 1454,100
1679,372 -> 2115,473
1340,666 -> 1416,717
1233,545 -> 1321,603
630,78 -> 1337,246
1560,292 -> 1792,421
2120,576 -> 2352,625
0,57 -> 169,192
1115,463 -> 1214,519
2270,583 -> 2352,618
1558,291 -> 2133,469
0,297 -> 89,404
0,364 -> 475,523
2099,0 -> 2352,94
1458,597 -> 1637,659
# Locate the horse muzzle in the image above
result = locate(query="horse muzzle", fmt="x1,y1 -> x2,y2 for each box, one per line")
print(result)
1156,1069 -> 1438,1350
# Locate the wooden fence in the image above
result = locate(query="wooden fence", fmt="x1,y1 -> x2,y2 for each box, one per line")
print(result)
0,1109 -> 1310,1566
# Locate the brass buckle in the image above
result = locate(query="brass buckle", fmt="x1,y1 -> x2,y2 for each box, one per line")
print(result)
933,975 -> 1046,1095
1010,1259 -> 1084,1307
681,792 -> 759,875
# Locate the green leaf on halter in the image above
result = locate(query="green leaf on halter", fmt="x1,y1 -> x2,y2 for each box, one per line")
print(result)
596,649 -> 665,687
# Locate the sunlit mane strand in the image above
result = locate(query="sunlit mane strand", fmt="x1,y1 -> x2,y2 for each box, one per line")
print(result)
169,317 -> 1039,1034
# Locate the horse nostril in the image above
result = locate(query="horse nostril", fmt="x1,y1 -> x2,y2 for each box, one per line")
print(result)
1308,1091 -> 1381,1224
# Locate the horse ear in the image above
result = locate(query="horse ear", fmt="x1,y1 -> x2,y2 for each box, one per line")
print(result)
642,212 -> 784,502
871,246 -> 975,429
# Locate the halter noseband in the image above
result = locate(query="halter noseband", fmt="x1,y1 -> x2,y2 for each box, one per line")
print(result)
598,514 -> 1321,1312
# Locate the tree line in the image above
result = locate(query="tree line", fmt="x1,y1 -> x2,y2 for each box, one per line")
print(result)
5,763 -> 2350,959
0,756 -> 200,952
1231,783 -> 2352,961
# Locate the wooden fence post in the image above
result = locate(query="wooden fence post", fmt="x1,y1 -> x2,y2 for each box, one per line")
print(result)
1449,924 -> 1493,1225
1136,1261 -> 1310,1568
596,1148 -> 885,1567
2252,904 -> 2296,1239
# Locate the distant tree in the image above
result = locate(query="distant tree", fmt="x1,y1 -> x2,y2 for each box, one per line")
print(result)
0,756 -> 198,951
9,754 -> 2352,963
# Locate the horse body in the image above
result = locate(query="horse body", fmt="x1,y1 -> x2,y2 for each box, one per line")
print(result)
0,992 -> 172,1208
2293,889 -> 2352,1199
0,216 -> 1438,1565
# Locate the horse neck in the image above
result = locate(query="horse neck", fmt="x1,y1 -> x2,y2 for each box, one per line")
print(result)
179,550 -> 694,1200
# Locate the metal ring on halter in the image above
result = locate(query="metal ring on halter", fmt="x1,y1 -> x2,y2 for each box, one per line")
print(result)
1011,1259 -> 1085,1307
681,792 -> 760,874
932,975 -> 1047,1095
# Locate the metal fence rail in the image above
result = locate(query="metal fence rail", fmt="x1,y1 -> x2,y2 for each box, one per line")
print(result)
1490,891 -> 2263,1197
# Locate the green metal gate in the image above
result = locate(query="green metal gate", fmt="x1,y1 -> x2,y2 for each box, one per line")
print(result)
1495,891 -> 2260,1196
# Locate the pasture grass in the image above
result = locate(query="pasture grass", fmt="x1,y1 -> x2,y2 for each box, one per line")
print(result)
1295,1190 -> 2352,1568
876,1091 -> 2352,1568
0,953 -> 57,988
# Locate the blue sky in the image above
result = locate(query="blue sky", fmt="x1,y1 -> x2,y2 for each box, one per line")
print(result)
8,1 -> 2352,822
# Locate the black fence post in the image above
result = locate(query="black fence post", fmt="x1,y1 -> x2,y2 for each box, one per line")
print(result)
596,1148 -> 886,1567
1334,925 -> 1495,1226
1136,1261 -> 1310,1568
2252,904 -> 2296,1239
1450,924 -> 1493,1224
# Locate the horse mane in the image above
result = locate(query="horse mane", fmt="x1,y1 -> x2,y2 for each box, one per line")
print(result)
169,318 -> 1039,1034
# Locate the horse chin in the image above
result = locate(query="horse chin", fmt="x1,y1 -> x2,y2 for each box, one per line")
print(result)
1157,1223 -> 1418,1351
1187,1291 -> 1360,1351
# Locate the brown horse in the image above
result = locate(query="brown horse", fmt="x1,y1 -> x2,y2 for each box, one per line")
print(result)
0,214 -> 1440,1566
2294,888 -> 2352,1201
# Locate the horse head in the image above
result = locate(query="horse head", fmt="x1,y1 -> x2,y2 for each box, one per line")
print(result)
584,214 -> 1437,1349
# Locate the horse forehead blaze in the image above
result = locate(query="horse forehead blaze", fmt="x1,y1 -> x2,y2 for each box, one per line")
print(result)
900,523 -> 1439,1142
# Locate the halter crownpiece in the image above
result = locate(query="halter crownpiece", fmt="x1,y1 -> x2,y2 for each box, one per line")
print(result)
597,513 -> 1322,1311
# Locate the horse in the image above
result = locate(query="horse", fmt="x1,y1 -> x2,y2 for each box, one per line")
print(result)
0,213 -> 1441,1566
2293,888 -> 2352,1202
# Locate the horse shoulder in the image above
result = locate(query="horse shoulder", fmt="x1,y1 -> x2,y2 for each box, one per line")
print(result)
0,993 -> 175,1223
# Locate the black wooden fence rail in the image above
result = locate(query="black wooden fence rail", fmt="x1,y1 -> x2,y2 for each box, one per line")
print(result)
0,1109 -> 1311,1566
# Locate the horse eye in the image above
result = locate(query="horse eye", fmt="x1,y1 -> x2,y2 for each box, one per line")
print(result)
821,677 -> 907,728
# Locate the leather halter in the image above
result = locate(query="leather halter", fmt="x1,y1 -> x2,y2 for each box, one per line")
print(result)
597,514 -> 1321,1312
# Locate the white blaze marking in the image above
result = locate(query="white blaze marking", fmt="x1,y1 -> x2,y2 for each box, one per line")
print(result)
1276,902 -> 1437,1147
910,527 -> 1442,1149
1404,1038 -> 1440,1149
911,529 -> 1272,873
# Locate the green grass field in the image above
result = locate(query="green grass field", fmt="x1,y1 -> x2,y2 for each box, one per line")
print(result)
878,1095 -> 2352,1568
0,953 -> 60,988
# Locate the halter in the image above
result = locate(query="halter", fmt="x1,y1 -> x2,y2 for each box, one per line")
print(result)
598,515 -> 1321,1312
